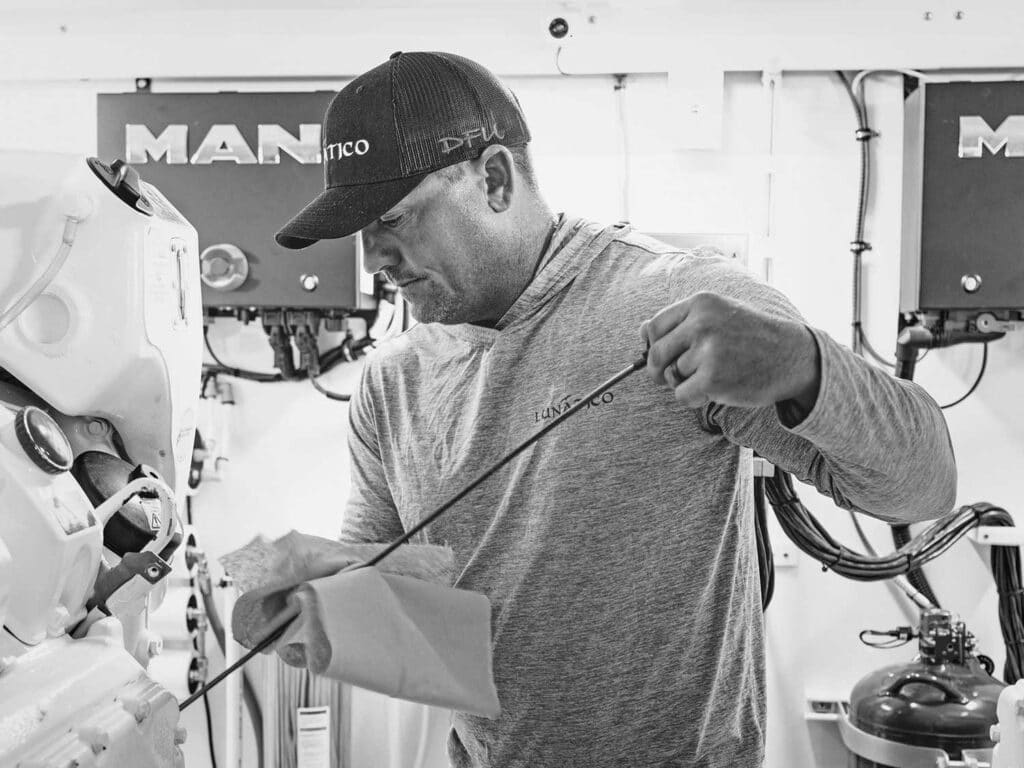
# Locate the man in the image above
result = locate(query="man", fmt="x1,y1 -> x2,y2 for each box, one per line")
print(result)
276,51 -> 956,768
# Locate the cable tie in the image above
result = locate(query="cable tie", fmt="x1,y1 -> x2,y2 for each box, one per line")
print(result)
998,588 -> 1024,597
821,550 -> 843,573
849,240 -> 872,254
855,128 -> 878,141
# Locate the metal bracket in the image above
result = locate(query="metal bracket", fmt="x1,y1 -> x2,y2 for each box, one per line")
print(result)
819,699 -> 994,768
969,527 -> 1024,547
89,551 -> 172,617
976,312 -> 1019,334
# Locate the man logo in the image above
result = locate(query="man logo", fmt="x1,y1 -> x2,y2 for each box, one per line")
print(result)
125,123 -> 322,165
958,115 -> 1024,158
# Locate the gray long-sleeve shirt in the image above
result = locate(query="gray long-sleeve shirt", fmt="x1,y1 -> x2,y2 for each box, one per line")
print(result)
341,217 -> 956,768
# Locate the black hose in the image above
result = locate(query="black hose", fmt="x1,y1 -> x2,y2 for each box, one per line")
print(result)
891,524 -> 940,607
889,342 -> 942,607
974,504 -> 1024,683
753,476 -> 774,610
202,692 -> 219,768
200,577 -> 265,768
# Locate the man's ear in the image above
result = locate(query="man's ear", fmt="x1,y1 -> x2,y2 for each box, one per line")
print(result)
473,145 -> 514,213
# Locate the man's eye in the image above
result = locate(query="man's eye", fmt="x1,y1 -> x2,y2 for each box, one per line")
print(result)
379,214 -> 403,229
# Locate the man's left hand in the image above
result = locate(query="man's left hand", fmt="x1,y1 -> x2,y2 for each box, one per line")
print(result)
640,292 -> 821,414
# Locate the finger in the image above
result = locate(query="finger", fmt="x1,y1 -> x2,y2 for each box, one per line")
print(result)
673,346 -> 700,380
639,319 -> 650,346
673,370 -> 714,409
664,363 -> 681,389
662,345 -> 700,391
647,321 -> 696,384
644,296 -> 696,344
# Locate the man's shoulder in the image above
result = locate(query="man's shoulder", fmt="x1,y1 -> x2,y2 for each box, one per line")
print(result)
584,227 -> 750,293
360,322 -> 456,380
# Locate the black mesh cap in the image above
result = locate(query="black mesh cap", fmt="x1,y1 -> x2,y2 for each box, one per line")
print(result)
276,51 -> 531,249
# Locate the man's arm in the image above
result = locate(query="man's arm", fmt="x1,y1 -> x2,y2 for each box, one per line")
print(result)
340,364 -> 406,544
641,259 -> 956,523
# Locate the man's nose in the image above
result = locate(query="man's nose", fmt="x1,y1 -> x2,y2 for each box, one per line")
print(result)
359,229 -> 399,275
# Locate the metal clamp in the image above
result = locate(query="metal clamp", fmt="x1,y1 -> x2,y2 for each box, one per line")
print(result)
976,313 -> 1018,334
837,702 -> 992,768
89,550 -> 172,617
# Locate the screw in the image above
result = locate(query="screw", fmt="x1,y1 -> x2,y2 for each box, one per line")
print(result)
146,564 -> 162,580
122,697 -> 152,723
86,419 -> 109,437
955,10 -> 964,19
300,273 -> 320,292
923,11 -> 933,20
79,727 -> 109,755
961,273 -> 983,293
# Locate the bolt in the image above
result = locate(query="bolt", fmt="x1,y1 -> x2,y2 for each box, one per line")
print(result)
923,11 -> 933,20
86,419 -> 109,437
146,564 -> 162,580
79,727 -> 109,755
300,273 -> 320,292
122,697 -> 152,723
961,273 -> 983,293
955,9 -> 964,19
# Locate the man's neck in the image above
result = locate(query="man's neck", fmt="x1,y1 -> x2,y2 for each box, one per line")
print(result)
469,206 -> 557,329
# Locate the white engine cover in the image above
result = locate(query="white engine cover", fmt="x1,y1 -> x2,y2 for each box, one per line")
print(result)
0,407 -> 101,645
0,632 -> 184,768
0,152 -> 203,499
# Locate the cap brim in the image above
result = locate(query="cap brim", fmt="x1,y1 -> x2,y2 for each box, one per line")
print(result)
275,173 -> 428,249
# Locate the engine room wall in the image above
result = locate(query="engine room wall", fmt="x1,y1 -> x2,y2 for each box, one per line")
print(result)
2,62 -> 1022,768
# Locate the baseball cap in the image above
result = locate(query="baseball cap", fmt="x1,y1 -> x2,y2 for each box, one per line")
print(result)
275,51 -> 531,249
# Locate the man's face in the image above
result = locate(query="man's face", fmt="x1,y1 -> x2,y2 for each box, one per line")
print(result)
360,167 -> 519,325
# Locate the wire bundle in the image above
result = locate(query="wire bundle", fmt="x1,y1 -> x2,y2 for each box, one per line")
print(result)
753,476 -> 775,609
975,503 -> 1024,682
767,471 -> 982,580
766,472 -> 1024,682
202,326 -> 373,384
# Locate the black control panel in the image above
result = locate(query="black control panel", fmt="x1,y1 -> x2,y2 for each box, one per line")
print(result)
97,91 -> 372,314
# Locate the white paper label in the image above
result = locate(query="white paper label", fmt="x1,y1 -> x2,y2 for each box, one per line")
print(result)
296,706 -> 330,768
